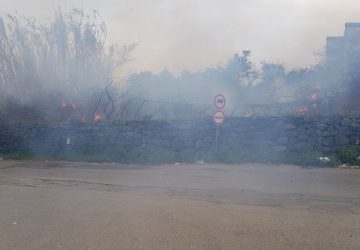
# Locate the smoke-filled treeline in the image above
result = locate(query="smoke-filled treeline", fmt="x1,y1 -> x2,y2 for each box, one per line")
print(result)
125,49 -> 360,119
0,8 -> 359,122
0,8 -> 135,123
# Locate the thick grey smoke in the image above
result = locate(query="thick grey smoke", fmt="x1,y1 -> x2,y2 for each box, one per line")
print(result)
0,3 -> 359,123
0,1 -> 359,166
0,8 -> 135,122
126,40 -> 360,120
1,0 -> 360,73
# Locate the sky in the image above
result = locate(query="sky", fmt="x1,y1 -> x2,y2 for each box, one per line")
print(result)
1,0 -> 360,74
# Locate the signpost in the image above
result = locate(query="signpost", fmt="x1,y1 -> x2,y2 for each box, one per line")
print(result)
214,94 -> 226,110
66,137 -> 71,158
212,94 -> 226,150
212,110 -> 225,126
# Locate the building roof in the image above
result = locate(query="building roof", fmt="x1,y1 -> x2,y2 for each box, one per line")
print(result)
326,36 -> 343,41
345,23 -> 360,28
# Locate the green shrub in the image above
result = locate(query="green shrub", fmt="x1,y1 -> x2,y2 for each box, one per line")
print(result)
335,146 -> 360,165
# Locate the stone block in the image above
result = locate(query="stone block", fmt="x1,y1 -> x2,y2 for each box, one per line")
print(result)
320,136 -> 334,146
335,135 -> 349,146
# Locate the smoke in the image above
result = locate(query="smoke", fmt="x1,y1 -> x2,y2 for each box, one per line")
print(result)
2,0 -> 360,74
125,45 -> 360,119
0,8 -> 135,122
0,1 -> 358,166
0,3 -> 359,122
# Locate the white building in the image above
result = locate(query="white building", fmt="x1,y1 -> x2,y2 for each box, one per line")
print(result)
326,23 -> 360,62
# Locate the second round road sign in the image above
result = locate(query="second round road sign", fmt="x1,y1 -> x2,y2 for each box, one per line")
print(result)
212,110 -> 225,126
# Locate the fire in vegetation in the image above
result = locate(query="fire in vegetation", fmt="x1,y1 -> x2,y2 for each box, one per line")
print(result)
60,100 -> 77,112
310,93 -> 318,101
94,113 -> 103,122
298,106 -> 308,115
0,9 -> 359,123
0,8 -> 136,123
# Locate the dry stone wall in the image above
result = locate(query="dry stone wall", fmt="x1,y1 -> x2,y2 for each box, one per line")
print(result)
0,116 -> 359,163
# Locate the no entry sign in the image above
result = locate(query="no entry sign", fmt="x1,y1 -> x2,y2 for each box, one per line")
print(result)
212,94 -> 226,149
214,94 -> 226,110
212,110 -> 225,126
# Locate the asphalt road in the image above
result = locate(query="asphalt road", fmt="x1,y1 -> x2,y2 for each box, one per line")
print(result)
1,160 -> 360,249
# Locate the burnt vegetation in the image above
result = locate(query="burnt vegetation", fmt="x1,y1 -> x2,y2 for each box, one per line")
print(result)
0,8 -> 136,123
0,10 -> 359,123
0,9 -> 359,166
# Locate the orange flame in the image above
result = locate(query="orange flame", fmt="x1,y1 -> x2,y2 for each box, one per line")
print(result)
298,106 -> 308,114
94,113 -> 102,121
60,100 -> 77,112
310,93 -> 318,101
60,100 -> 68,108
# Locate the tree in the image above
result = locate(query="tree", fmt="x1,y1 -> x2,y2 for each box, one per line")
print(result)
0,8 -> 136,122
222,50 -> 259,88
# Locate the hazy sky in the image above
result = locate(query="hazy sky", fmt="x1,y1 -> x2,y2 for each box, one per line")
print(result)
1,0 -> 360,74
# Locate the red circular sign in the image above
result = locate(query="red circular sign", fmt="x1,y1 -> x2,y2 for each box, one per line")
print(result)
212,110 -> 225,126
214,94 -> 226,109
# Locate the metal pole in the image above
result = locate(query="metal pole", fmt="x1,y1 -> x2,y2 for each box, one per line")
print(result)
67,144 -> 70,159
66,137 -> 71,159
215,126 -> 219,151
